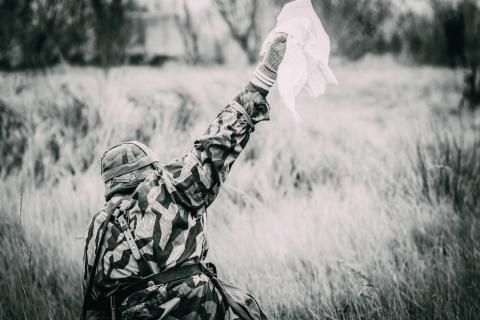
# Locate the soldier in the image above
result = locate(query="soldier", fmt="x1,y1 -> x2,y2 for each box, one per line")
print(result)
81,32 -> 287,320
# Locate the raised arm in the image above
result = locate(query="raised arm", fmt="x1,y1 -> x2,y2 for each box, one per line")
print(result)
161,34 -> 287,210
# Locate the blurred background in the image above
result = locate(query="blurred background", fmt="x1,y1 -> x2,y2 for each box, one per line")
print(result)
0,0 -> 479,69
1,0 -> 480,319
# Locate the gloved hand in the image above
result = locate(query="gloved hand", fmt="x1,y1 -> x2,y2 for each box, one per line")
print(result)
250,32 -> 288,93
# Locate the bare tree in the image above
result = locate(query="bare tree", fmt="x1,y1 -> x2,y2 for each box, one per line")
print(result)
437,0 -> 480,110
461,0 -> 480,109
174,0 -> 201,64
214,0 -> 261,64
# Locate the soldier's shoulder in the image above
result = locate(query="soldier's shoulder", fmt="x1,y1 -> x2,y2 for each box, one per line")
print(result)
93,208 -> 105,217
90,208 -> 106,223
133,170 -> 167,213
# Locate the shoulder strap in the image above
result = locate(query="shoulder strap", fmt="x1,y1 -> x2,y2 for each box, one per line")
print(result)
116,214 -> 141,260
115,209 -> 154,277
81,196 -> 127,320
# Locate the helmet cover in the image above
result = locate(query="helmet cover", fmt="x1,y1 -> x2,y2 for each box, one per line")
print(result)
101,141 -> 159,200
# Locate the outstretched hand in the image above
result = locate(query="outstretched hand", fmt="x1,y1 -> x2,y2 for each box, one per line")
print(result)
250,32 -> 288,92
259,33 -> 288,76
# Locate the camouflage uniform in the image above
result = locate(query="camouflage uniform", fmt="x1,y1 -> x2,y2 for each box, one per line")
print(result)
83,90 -> 270,320
83,33 -> 287,320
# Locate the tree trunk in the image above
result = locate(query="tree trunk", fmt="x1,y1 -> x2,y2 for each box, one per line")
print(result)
460,64 -> 480,110
175,0 -> 201,65
214,0 -> 260,64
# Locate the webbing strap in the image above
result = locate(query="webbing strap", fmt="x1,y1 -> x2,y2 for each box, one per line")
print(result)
81,196 -> 127,320
116,215 -> 141,260
114,208 -> 153,277
102,156 -> 155,182
113,264 -> 204,303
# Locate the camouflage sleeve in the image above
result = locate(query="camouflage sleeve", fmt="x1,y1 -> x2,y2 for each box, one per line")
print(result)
82,210 -> 107,298
162,88 -> 270,209
83,216 -> 96,294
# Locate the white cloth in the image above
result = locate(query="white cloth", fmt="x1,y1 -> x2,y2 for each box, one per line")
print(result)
261,0 -> 338,121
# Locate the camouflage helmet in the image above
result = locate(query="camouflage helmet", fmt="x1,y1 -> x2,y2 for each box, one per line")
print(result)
101,141 -> 159,200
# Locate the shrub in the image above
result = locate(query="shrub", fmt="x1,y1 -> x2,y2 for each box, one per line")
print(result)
396,11 -> 449,65
0,100 -> 27,175
314,0 -> 391,60
0,0 -> 137,69
0,0 -> 92,69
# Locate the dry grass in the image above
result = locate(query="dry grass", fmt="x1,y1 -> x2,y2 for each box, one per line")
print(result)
1,56 -> 479,319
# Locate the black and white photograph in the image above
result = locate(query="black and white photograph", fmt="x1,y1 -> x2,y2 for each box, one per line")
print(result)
1,0 -> 480,319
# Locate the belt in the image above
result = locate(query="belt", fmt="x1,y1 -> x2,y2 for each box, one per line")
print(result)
108,263 -> 264,320
109,264 -> 204,319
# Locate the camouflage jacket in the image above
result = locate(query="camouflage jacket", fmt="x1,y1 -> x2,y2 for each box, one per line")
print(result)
83,89 -> 270,306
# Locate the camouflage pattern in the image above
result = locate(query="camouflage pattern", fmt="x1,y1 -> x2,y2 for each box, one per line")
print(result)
120,273 -> 229,319
101,142 -> 154,176
83,89 -> 270,319
101,141 -> 160,201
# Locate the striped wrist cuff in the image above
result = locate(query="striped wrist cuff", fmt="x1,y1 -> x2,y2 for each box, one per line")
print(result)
250,77 -> 271,91
252,64 -> 276,89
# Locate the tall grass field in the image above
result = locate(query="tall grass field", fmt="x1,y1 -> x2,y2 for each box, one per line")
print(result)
1,57 -> 479,319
